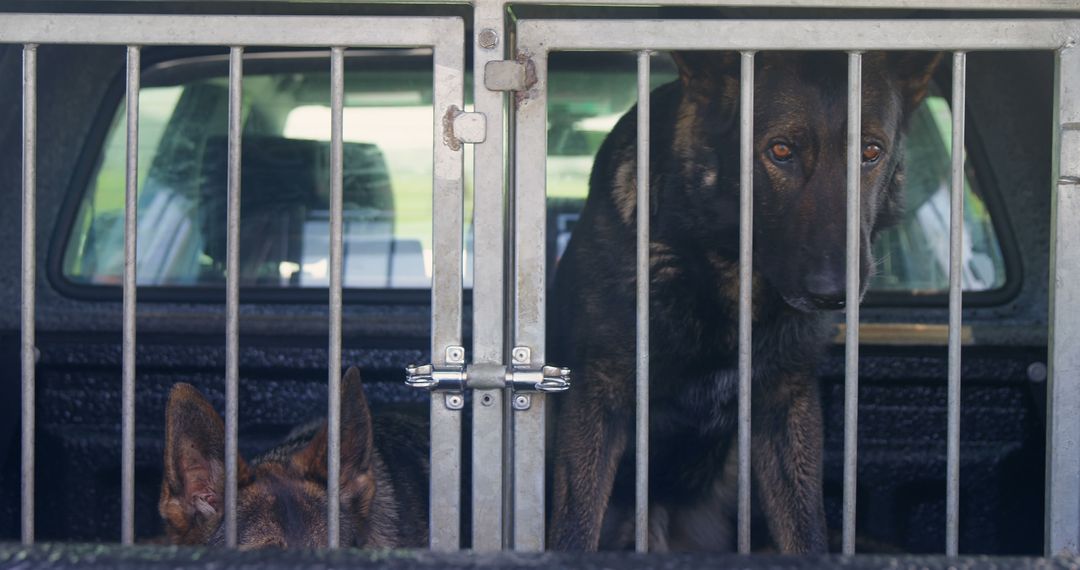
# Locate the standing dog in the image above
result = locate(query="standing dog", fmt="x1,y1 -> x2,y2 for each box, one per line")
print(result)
549,51 -> 940,552
159,367 -> 429,548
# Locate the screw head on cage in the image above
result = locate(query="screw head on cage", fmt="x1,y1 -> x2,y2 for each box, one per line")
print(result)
478,28 -> 499,49
446,346 -> 465,364
513,394 -> 531,410
512,346 -> 530,365
445,393 -> 464,410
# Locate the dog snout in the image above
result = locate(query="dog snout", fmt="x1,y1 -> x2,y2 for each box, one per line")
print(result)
802,270 -> 847,310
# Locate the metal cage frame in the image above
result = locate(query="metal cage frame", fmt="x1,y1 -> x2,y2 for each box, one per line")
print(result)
4,1 -> 1080,561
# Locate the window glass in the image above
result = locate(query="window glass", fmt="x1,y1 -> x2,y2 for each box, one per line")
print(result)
62,52 -> 469,290
869,95 -> 1006,292
545,53 -> 1007,296
64,51 -> 1006,299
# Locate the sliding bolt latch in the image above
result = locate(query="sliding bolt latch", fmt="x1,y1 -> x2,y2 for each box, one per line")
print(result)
507,346 -> 571,394
404,345 -> 467,392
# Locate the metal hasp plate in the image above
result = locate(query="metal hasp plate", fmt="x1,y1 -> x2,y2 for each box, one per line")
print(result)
485,60 -> 528,91
443,107 -> 487,150
454,111 -> 487,144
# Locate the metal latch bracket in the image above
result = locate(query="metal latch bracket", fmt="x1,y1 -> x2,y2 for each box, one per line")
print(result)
506,346 -> 571,411
405,345 -> 466,410
484,60 -> 528,92
443,107 -> 486,151
404,346 -> 570,411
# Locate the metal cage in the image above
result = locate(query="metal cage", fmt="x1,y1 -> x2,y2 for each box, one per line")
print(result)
4,0 -> 1080,563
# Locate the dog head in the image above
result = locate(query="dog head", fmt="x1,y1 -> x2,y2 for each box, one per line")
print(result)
670,51 -> 940,312
159,367 -> 377,548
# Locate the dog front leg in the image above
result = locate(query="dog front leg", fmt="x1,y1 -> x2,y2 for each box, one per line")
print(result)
549,365 -> 631,551
750,374 -> 828,553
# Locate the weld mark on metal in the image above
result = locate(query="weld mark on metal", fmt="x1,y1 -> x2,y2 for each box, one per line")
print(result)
1059,176 -> 1080,186
443,105 -> 462,152
514,51 -> 539,107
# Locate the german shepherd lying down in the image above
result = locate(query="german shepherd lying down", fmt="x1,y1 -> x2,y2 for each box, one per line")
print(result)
549,51 -> 940,552
159,367 -> 428,548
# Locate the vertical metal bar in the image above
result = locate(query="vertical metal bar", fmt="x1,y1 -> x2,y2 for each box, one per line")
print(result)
473,385 -> 504,552
635,49 -> 651,554
470,14 -> 504,549
121,45 -> 140,546
483,8 -> 540,551
498,19 -> 544,552
842,50 -> 862,557
471,1 -> 511,548
737,49 -> 755,556
946,50 -> 966,558
327,45 -> 345,549
512,44 -> 548,553
430,20 -> 466,551
20,43 -> 37,547
1047,43 -> 1080,557
469,2 -> 525,553
224,45 -> 243,549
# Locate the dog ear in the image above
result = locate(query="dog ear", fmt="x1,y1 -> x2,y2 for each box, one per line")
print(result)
294,367 -> 376,505
671,51 -> 740,94
338,366 -> 375,497
159,383 -> 250,544
889,51 -> 943,113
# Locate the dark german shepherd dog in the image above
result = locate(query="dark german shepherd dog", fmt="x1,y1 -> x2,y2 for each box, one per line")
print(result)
159,367 -> 429,548
549,51 -> 940,552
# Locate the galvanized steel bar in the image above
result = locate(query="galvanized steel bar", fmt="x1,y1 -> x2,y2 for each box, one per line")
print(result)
513,20 -> 1075,52
121,44 -> 140,546
506,14 -> 545,547
431,393 -> 463,553
224,45 -> 243,549
512,394 -> 544,552
946,50 -> 966,558
1047,42 -> 1080,557
470,18 -> 504,549
20,43 -> 37,547
0,15 -> 469,47
842,50 -> 862,556
473,387 -> 504,551
505,0 -> 1078,9
511,43 -> 549,554
0,17 -> 1074,51
737,49 -> 755,556
6,0 -> 1069,10
327,46 -> 345,549
429,18 -> 466,552
469,2 -> 517,553
635,49 -> 651,554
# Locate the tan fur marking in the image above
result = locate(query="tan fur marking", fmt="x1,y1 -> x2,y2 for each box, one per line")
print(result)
613,153 -> 639,226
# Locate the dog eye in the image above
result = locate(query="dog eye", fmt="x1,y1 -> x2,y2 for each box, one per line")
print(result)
862,143 -> 883,163
769,143 -> 794,162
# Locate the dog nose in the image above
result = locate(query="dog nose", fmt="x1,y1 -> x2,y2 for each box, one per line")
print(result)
803,272 -> 847,310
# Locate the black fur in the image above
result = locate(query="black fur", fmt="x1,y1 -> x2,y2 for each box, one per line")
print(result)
548,51 -> 940,552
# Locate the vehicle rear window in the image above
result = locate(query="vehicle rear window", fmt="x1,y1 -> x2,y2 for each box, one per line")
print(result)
62,51 -> 456,290
545,53 -> 1008,296
62,50 -> 1007,299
